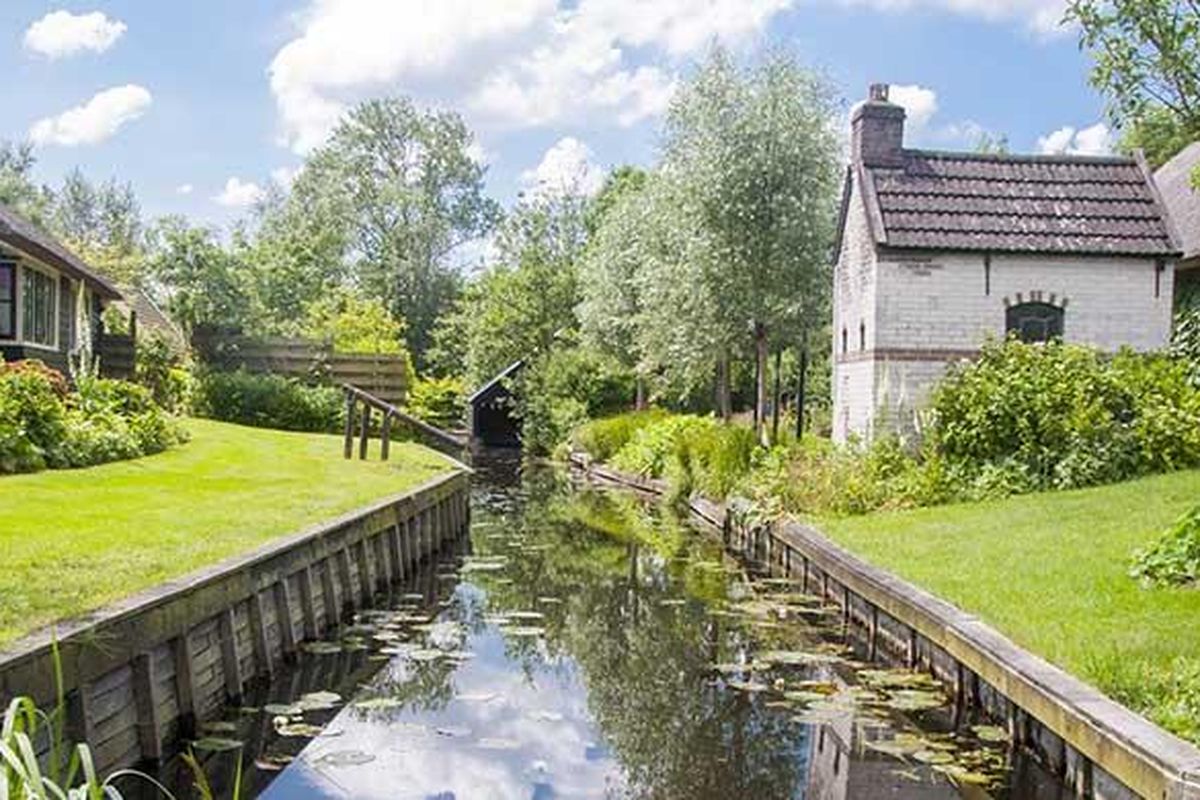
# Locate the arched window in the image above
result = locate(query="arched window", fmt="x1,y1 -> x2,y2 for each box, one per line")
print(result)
1006,302 -> 1063,343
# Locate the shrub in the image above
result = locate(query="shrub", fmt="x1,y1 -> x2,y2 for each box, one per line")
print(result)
931,339 -> 1200,492
406,375 -> 466,429
572,409 -> 670,462
1130,505 -> 1200,587
0,360 -> 183,473
192,368 -> 343,433
520,348 -> 636,455
135,331 -> 192,412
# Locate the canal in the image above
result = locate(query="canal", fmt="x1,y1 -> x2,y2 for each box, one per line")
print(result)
146,455 -> 1070,799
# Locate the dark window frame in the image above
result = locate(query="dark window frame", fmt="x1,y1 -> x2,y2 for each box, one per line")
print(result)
1005,301 -> 1063,344
0,260 -> 14,340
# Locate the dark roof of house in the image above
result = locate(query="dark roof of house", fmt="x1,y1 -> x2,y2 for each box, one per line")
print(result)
1153,141 -> 1200,264
0,203 -> 122,299
117,286 -> 187,351
468,359 -> 525,405
844,149 -> 1182,260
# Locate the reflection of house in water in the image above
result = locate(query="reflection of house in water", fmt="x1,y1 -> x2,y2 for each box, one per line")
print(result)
804,714 -> 964,800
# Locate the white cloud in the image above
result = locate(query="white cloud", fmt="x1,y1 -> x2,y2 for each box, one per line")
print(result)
521,136 -> 606,199
176,183 -> 194,195
24,10 -> 126,59
268,0 -> 791,152
29,85 -> 152,147
834,0 -> 1070,36
887,84 -> 938,132
1037,122 -> 1113,156
213,177 -> 266,208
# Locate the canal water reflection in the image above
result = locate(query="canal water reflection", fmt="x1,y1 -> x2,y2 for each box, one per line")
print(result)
166,455 -> 1070,799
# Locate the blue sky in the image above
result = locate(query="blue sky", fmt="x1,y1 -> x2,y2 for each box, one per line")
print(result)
0,1 -> 1110,231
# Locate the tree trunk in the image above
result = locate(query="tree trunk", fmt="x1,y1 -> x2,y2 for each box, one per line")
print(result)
771,348 -> 782,444
754,321 -> 769,446
795,328 -> 809,439
635,375 -> 647,411
716,353 -> 732,421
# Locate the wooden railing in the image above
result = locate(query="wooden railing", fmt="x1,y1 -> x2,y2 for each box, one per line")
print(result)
342,384 -> 466,460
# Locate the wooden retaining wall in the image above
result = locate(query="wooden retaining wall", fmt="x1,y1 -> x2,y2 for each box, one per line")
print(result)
0,470 -> 470,774
572,455 -> 1200,800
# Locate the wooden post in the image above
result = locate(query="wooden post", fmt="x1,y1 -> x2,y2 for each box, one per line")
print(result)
247,591 -> 273,680
336,548 -> 358,611
377,532 -> 393,586
390,523 -> 404,582
274,580 -> 298,661
359,404 -> 371,460
298,567 -> 319,640
381,411 -> 393,461
357,538 -> 375,603
131,652 -> 163,763
343,391 -> 356,459
320,558 -> 342,628
173,633 -> 197,738
66,682 -> 96,753
217,609 -> 244,703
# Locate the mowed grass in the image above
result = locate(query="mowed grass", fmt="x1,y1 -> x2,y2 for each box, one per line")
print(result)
0,418 -> 455,648
821,468 -> 1200,738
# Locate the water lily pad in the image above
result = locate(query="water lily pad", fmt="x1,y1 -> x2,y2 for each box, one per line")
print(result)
970,724 -> 1009,743
302,641 -> 343,655
255,754 -> 293,772
201,721 -> 239,734
263,702 -> 303,716
192,736 -> 243,752
275,722 -> 324,737
506,626 -> 545,637
882,690 -> 945,711
507,611 -> 545,621
299,691 -> 342,711
354,697 -> 405,710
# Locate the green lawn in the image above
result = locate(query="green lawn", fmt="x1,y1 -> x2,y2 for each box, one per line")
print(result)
0,418 -> 455,648
820,468 -> 1200,740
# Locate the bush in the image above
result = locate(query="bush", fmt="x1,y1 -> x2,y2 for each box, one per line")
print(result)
572,409 -> 669,462
520,348 -> 636,455
192,368 -> 343,433
1130,505 -> 1200,587
931,339 -> 1200,492
406,375 -> 466,429
0,360 -> 183,474
135,332 -> 192,413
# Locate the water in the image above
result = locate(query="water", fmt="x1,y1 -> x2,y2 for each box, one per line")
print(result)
144,455 -> 1071,799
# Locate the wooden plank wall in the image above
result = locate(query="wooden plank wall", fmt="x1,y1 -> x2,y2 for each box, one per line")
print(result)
193,332 -> 409,406
0,471 -> 470,776
96,333 -> 136,380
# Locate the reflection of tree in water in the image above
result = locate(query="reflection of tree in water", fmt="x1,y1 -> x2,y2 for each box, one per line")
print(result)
473,467 -> 809,800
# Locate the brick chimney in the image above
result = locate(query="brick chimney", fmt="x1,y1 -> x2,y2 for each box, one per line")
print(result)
851,83 -> 905,167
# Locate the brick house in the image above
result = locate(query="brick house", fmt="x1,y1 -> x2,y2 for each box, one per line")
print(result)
1154,141 -> 1200,296
0,202 -> 124,375
831,84 -> 1182,443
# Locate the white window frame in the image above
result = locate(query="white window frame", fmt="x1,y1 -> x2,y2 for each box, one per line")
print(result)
0,258 -> 62,352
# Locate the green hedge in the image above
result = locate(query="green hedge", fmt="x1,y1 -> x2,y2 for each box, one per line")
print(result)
192,368 -> 344,433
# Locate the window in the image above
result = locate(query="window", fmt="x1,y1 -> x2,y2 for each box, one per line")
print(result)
859,321 -> 866,351
841,327 -> 848,353
1006,302 -> 1063,344
0,261 -> 13,339
21,266 -> 57,347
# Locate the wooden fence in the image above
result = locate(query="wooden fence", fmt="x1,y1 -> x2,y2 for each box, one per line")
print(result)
192,332 -> 409,406
96,333 -> 135,380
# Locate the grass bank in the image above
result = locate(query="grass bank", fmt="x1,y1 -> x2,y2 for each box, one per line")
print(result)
0,418 -> 454,648
820,468 -> 1200,742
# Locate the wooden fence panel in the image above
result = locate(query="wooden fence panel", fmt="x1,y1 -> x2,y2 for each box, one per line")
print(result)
192,332 -> 409,405
97,334 -> 135,380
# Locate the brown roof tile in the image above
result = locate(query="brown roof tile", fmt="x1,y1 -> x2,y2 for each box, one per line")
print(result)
861,150 -> 1180,257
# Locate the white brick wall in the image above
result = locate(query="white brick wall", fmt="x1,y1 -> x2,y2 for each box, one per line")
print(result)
831,174 -> 1177,444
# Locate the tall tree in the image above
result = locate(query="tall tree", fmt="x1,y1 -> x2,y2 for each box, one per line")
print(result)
0,142 -> 51,225
660,48 -> 840,441
1067,0 -> 1200,167
298,98 -> 500,366
52,169 -> 147,285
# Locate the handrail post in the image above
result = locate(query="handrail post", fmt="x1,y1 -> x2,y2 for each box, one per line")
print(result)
359,402 -> 371,460
381,411 -> 393,462
343,390 -> 355,460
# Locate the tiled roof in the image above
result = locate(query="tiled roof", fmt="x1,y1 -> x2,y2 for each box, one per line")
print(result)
1154,141 -> 1200,263
0,203 -> 122,299
858,150 -> 1181,257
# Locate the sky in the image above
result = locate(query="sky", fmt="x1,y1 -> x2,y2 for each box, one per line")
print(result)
0,0 -> 1114,231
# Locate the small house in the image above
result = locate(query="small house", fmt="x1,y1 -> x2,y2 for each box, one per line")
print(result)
1154,142 -> 1200,297
468,360 -> 524,448
0,203 -> 124,375
832,84 -> 1181,443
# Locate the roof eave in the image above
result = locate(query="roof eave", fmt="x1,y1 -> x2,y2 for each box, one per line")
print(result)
877,243 -> 1183,260
0,230 -> 123,300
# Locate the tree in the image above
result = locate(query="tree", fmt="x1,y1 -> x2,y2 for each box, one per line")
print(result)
0,142 -> 51,225
1066,0 -> 1200,167
51,169 -> 147,285
298,98 -> 500,366
659,48 -> 840,442
301,287 -> 408,355
148,217 -> 254,333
